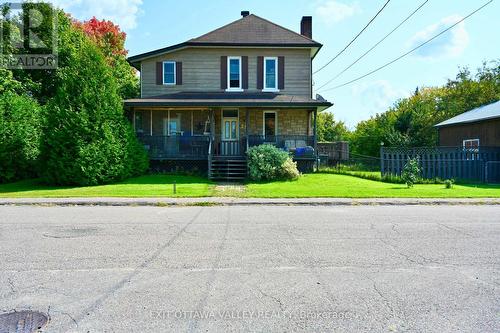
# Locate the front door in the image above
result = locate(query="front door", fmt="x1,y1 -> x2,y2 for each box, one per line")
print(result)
221,110 -> 239,155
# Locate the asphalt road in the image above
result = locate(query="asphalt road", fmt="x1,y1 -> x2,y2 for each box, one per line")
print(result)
0,205 -> 498,332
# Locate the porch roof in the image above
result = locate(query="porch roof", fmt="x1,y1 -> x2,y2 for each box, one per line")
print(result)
124,92 -> 332,111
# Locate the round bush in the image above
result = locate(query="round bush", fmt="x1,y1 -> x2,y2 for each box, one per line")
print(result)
247,144 -> 300,181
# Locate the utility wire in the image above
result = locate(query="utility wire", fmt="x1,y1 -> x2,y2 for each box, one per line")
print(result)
313,0 -> 391,75
318,0 -> 493,93
316,0 -> 429,92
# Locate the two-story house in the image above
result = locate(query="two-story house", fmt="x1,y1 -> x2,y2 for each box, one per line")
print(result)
125,11 -> 332,180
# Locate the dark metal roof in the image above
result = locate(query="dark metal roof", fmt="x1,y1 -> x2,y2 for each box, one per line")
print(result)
128,14 -> 322,65
435,100 -> 500,127
124,92 -> 332,110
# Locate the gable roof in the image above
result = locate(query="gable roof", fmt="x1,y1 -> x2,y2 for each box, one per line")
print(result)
190,14 -> 320,45
435,100 -> 500,127
128,14 -> 322,66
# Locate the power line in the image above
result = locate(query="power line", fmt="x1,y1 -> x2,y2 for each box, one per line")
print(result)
313,0 -> 391,75
316,0 -> 429,92
318,0 -> 493,93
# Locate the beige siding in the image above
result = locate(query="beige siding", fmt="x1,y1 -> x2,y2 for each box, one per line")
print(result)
141,47 -> 312,98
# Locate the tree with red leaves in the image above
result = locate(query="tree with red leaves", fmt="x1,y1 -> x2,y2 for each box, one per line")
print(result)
74,17 -> 139,99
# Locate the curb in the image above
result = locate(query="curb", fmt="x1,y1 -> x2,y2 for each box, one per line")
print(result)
0,198 -> 499,207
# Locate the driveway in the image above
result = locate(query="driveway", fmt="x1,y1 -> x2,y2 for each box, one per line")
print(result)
0,205 -> 498,332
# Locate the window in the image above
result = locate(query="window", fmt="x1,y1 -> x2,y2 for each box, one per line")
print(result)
163,61 -> 176,85
463,139 -> 480,161
227,57 -> 242,90
263,111 -> 277,137
134,112 -> 143,134
264,57 -> 278,91
463,139 -> 480,149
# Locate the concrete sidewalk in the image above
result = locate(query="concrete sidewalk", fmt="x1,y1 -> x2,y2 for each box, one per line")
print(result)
0,197 -> 499,207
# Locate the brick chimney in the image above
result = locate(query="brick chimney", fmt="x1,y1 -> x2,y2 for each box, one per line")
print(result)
241,11 -> 250,17
300,16 -> 312,39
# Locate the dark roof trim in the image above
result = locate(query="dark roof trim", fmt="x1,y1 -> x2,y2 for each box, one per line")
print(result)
434,114 -> 500,128
124,100 -> 332,111
128,42 -> 322,67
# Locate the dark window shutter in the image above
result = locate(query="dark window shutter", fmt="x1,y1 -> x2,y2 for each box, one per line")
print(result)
156,62 -> 163,85
220,56 -> 227,90
257,56 -> 263,90
242,56 -> 248,90
176,62 -> 182,85
278,56 -> 285,90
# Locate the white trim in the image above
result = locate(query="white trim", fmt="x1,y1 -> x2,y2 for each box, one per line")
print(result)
262,111 -> 278,137
162,61 -> 176,85
191,110 -> 194,135
226,56 -> 242,91
263,57 -> 279,91
463,138 -> 480,148
150,109 -> 153,135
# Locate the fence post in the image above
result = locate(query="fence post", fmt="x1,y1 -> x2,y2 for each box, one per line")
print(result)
380,143 -> 385,176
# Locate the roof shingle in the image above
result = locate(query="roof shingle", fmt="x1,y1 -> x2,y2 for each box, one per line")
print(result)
189,14 -> 321,46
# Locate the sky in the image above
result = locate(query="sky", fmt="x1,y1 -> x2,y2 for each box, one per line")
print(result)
48,0 -> 499,128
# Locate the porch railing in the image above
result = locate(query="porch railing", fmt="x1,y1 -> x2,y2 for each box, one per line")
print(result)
138,135 -> 210,159
249,135 -> 313,148
212,135 -> 247,157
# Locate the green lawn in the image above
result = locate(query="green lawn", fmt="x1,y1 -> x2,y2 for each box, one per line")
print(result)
0,175 -> 214,198
245,174 -> 500,198
1,174 -> 499,198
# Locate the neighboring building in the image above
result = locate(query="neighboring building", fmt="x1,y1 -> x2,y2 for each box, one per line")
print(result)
435,100 -> 500,147
125,12 -> 332,180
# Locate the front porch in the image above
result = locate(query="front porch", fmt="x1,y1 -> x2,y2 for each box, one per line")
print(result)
131,108 -> 318,161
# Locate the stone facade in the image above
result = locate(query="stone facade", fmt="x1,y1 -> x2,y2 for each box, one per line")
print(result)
132,108 -> 313,137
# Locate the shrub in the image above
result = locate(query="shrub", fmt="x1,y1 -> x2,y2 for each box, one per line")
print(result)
402,157 -> 420,188
247,144 -> 300,181
444,179 -> 454,189
281,158 -> 300,180
0,92 -> 42,183
39,15 -> 148,186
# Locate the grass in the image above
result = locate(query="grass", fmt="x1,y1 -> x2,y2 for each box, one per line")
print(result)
0,175 -> 214,198
244,174 -> 500,198
0,174 -> 499,199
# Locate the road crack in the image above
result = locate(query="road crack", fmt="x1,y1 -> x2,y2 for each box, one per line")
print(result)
70,207 -> 205,329
188,206 -> 230,333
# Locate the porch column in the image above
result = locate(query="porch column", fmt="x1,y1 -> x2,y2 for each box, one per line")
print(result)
210,109 -> 215,140
150,109 -> 153,135
313,108 -> 318,170
245,108 -> 250,152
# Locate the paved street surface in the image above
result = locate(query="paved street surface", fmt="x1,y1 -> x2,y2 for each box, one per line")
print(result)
0,205 -> 498,332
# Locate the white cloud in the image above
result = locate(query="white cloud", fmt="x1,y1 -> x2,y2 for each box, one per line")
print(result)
315,0 -> 360,26
407,15 -> 469,60
351,80 -> 410,121
48,0 -> 143,31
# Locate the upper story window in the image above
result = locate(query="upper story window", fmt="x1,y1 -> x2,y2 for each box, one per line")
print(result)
163,61 -> 176,85
227,56 -> 242,91
264,57 -> 278,91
